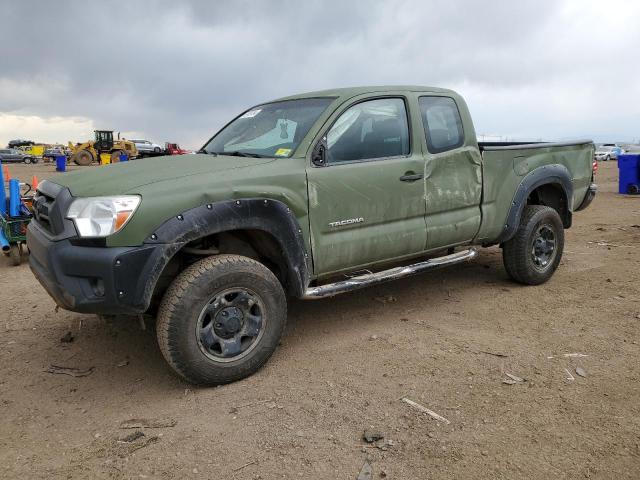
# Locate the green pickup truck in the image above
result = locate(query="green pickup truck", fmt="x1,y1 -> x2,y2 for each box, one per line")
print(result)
27,86 -> 597,385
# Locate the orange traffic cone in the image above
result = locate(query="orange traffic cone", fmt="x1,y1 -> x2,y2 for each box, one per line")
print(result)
3,165 -> 9,181
31,175 -> 39,190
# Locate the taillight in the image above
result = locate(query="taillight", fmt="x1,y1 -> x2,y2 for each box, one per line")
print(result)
592,160 -> 598,177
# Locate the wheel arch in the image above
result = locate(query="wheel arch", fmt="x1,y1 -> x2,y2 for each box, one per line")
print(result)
498,164 -> 573,244
145,198 -> 310,307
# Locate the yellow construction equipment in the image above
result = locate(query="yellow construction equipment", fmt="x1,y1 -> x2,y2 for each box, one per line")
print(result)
68,130 -> 138,166
19,144 -> 46,157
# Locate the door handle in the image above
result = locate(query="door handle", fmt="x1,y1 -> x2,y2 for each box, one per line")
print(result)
399,172 -> 423,182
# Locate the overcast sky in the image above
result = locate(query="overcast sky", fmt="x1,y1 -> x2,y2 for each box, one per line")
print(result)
0,0 -> 638,148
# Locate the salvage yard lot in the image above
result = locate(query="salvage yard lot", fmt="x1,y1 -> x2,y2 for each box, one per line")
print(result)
0,161 -> 638,479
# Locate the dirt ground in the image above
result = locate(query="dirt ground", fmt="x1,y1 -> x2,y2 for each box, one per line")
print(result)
0,160 -> 638,479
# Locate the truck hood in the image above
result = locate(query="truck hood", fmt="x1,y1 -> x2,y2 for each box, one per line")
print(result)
50,154 -> 275,197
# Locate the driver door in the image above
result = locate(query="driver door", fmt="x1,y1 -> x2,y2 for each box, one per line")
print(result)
307,96 -> 427,276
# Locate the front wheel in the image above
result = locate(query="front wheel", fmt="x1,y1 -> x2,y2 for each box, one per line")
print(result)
156,254 -> 287,385
72,150 -> 94,166
502,205 -> 564,285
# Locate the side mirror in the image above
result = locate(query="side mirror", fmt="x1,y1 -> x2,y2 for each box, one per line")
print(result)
312,138 -> 327,167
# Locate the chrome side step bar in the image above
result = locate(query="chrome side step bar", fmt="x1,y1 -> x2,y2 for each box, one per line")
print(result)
303,248 -> 478,299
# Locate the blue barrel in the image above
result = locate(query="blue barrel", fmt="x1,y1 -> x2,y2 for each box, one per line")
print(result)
55,154 -> 66,172
119,152 -> 129,162
9,178 -> 20,216
618,154 -> 640,194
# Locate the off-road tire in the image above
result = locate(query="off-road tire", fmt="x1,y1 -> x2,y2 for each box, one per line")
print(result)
503,205 -> 564,285
156,254 -> 287,385
72,150 -> 93,166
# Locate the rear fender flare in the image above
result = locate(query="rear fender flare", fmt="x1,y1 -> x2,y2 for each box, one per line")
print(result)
144,198 -> 310,297
498,164 -> 573,244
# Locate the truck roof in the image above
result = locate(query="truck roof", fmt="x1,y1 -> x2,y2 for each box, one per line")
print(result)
274,85 -> 456,102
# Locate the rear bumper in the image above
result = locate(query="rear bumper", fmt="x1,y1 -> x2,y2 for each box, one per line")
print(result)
27,221 -> 170,314
576,183 -> 597,211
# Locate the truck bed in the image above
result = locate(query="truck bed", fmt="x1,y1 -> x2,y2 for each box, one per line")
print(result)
476,139 -> 594,244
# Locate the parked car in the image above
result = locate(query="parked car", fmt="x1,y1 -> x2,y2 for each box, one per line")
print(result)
594,145 -> 621,161
165,142 -> 191,155
620,143 -> 640,153
0,148 -> 37,164
28,86 -> 596,386
42,146 -> 69,163
132,139 -> 163,156
8,139 -> 34,149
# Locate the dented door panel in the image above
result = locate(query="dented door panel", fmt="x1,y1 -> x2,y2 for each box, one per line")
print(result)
307,156 -> 427,275
423,145 -> 482,248
417,93 -> 483,249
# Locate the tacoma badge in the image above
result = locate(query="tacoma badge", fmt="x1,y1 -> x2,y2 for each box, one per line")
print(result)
328,217 -> 364,228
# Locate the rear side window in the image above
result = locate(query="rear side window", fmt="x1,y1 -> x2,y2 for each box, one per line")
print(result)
419,96 -> 464,154
326,98 -> 410,163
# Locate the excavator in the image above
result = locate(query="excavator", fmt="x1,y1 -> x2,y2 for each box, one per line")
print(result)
68,130 -> 138,166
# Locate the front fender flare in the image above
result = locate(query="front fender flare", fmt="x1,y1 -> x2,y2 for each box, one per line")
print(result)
497,164 -> 573,244
144,198 -> 311,299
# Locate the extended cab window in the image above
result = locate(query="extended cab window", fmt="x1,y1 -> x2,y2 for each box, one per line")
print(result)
326,98 -> 410,163
419,96 -> 464,153
204,97 -> 334,158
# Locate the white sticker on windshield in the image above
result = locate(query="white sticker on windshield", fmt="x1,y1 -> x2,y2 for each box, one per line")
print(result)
240,109 -> 261,119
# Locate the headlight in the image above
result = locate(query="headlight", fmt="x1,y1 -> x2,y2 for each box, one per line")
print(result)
66,196 -> 141,237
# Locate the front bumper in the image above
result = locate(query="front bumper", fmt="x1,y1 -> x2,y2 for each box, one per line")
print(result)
27,220 -> 169,314
576,183 -> 597,211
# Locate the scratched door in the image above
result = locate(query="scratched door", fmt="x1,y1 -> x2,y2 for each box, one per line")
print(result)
306,97 -> 427,276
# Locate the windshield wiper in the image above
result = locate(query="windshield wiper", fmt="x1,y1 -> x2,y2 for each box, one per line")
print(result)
218,151 -> 265,158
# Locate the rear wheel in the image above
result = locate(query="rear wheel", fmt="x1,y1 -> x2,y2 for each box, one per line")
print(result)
156,254 -> 287,385
23,157 -> 32,164
503,205 -> 564,285
72,150 -> 93,166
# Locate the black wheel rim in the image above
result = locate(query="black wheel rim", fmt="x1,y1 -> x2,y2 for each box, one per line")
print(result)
195,288 -> 266,363
531,224 -> 556,271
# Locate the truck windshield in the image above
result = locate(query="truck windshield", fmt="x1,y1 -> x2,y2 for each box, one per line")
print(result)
203,98 -> 334,158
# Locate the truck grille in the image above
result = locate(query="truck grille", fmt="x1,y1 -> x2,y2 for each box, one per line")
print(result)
31,182 -> 76,239
33,191 -> 55,233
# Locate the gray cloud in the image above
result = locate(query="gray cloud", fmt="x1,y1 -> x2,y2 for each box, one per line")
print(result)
0,0 -> 638,147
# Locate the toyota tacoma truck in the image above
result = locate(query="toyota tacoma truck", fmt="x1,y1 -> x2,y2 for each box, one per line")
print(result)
27,86 -> 597,385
